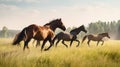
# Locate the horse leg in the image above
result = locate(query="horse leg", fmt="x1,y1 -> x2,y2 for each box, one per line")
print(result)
55,39 -> 61,47
101,40 -> 104,46
97,41 -> 100,46
23,42 -> 26,51
75,39 -> 80,47
87,40 -> 91,47
32,40 -> 36,47
26,39 -> 31,49
44,38 -> 53,51
62,40 -> 68,48
41,39 -> 48,51
70,40 -> 74,47
36,40 -> 40,47
23,39 -> 30,51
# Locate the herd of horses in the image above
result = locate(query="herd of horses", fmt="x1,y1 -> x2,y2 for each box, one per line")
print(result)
12,18 -> 110,51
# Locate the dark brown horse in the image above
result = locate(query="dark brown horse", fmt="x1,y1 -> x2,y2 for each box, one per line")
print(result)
82,33 -> 110,46
13,19 -> 66,51
34,18 -> 66,47
53,25 -> 87,47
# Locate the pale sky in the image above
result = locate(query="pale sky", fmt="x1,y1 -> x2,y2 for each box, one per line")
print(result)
0,0 -> 120,30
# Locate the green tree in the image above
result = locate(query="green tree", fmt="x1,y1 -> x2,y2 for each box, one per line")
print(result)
116,24 -> 120,39
1,26 -> 8,38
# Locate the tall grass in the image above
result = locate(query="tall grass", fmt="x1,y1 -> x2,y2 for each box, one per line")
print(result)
0,38 -> 120,67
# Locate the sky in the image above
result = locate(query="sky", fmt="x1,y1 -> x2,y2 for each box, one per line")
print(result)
0,0 -> 120,30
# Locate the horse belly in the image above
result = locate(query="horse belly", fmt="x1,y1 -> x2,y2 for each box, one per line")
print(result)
63,34 -> 72,41
42,30 -> 50,39
34,32 -> 44,40
91,37 -> 101,41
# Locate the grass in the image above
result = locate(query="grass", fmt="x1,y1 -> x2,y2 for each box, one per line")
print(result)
0,38 -> 120,67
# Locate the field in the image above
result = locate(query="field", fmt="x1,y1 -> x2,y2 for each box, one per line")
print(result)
0,38 -> 120,67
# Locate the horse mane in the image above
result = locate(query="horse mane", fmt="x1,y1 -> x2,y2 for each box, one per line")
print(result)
70,25 -> 84,33
44,19 -> 59,26
70,27 -> 77,33
70,25 -> 85,35
98,33 -> 108,35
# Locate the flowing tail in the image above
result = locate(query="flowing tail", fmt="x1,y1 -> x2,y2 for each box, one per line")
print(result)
12,28 -> 27,45
82,35 -> 88,44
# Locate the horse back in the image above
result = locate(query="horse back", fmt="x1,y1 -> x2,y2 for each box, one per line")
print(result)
88,34 -> 102,41
56,32 -> 73,40
34,26 -> 54,40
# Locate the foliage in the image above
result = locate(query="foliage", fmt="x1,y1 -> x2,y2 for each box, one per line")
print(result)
0,29 -> 20,38
1,20 -> 120,39
87,20 -> 120,39
1,26 -> 8,38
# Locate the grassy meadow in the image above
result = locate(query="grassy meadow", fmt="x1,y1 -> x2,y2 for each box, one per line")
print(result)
0,38 -> 120,67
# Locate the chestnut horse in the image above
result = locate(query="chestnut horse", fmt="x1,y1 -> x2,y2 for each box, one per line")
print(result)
34,19 -> 66,47
53,25 -> 87,47
82,33 -> 110,46
13,19 -> 66,51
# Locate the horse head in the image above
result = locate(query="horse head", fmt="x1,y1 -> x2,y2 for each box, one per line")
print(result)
79,25 -> 87,33
44,18 -> 66,31
99,33 -> 110,38
105,33 -> 110,38
55,18 -> 66,31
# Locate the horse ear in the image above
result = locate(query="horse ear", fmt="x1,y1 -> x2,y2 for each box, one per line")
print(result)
59,18 -> 61,21
81,25 -> 84,27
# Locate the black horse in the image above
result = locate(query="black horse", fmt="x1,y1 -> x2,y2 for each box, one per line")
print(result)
13,18 -> 66,51
53,25 -> 87,47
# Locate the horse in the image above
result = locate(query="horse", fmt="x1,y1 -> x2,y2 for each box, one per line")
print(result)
53,25 -> 87,47
34,18 -> 66,47
82,33 -> 110,46
12,18 -> 66,51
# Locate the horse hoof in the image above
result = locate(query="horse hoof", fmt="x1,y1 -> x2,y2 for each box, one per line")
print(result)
44,49 -> 49,51
41,49 -> 43,52
66,46 -> 68,48
76,46 -> 79,47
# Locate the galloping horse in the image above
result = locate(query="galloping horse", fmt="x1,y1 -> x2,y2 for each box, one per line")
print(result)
34,19 -> 66,47
12,19 -> 66,51
82,33 -> 110,46
53,25 -> 87,47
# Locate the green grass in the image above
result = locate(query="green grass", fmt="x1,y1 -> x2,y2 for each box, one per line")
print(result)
0,38 -> 120,67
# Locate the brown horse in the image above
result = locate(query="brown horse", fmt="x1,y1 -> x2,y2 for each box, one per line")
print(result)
13,19 -> 66,51
34,18 -> 66,47
82,33 -> 110,46
53,25 -> 87,47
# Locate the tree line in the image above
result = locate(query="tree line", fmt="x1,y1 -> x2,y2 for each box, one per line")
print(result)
0,20 -> 120,39
61,20 -> 120,39
87,20 -> 120,39
0,26 -> 20,38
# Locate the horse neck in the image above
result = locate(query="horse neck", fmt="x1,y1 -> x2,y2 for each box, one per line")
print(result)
44,23 -> 57,32
74,27 -> 84,35
49,25 -> 57,32
70,29 -> 81,36
98,34 -> 106,38
75,28 -> 83,34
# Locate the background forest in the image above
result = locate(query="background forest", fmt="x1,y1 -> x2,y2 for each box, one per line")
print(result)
0,20 -> 120,39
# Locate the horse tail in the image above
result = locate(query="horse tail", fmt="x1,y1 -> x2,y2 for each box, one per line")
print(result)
12,27 -> 27,45
82,35 -> 88,44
